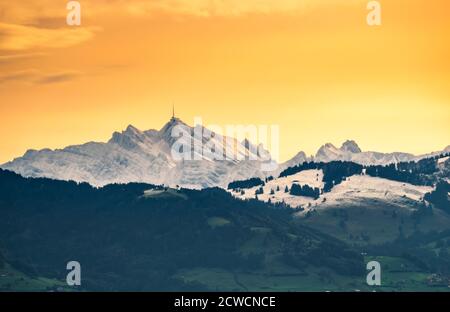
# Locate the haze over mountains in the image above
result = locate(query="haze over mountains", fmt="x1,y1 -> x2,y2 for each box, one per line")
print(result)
1,117 -> 449,188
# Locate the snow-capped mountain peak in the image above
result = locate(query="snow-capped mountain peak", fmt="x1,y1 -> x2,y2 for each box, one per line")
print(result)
1,117 -> 275,188
159,117 -> 187,134
109,124 -> 150,150
315,143 -> 343,161
445,145 -> 450,153
1,119 -> 448,189
340,140 -> 362,154
125,124 -> 141,134
311,140 -> 448,166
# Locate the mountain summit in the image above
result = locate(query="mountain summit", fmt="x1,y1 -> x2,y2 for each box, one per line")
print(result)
314,139 -> 447,165
1,120 -> 448,188
316,140 -> 363,160
340,140 -> 362,153
1,117 -> 273,188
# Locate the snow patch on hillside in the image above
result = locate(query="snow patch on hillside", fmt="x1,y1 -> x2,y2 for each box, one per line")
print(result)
313,175 -> 432,209
438,156 -> 449,165
229,169 -> 323,208
230,172 -> 433,211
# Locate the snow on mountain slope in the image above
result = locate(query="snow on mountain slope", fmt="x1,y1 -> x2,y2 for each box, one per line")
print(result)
1,117 -> 273,188
230,169 -> 324,208
2,114 -> 448,189
438,156 -> 449,165
275,151 -> 311,176
315,143 -> 345,162
229,172 -> 433,211
313,140 -> 447,166
312,175 -> 432,209
340,140 -> 362,154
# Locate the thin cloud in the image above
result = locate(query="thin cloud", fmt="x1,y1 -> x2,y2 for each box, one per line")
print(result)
0,69 -> 82,85
0,52 -> 47,63
0,69 -> 39,84
0,0 -> 362,22
115,0 -> 361,17
124,0 -> 307,17
0,23 -> 96,51
36,71 -> 82,84
0,0 -> 68,25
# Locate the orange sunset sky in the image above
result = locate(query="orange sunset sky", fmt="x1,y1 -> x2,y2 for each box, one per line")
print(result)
0,0 -> 449,163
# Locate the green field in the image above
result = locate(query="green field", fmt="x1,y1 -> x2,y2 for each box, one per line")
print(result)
175,257 -> 450,292
300,200 -> 450,245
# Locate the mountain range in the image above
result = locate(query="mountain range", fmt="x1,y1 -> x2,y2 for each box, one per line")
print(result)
315,140 -> 449,165
1,117 -> 449,188
0,118 -> 450,292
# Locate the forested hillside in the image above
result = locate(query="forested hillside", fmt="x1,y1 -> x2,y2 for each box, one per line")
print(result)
0,169 -> 363,291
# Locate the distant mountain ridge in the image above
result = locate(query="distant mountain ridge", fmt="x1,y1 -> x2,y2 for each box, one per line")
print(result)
1,117 -> 273,188
1,117 -> 449,188
314,140 -> 450,166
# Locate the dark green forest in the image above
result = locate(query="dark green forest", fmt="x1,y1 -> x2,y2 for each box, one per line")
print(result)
0,169 -> 363,291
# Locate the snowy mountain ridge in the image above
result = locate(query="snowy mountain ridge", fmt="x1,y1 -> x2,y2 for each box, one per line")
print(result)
1,117 -> 273,188
314,140 -> 447,165
1,117 -> 448,188
229,169 -> 434,211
